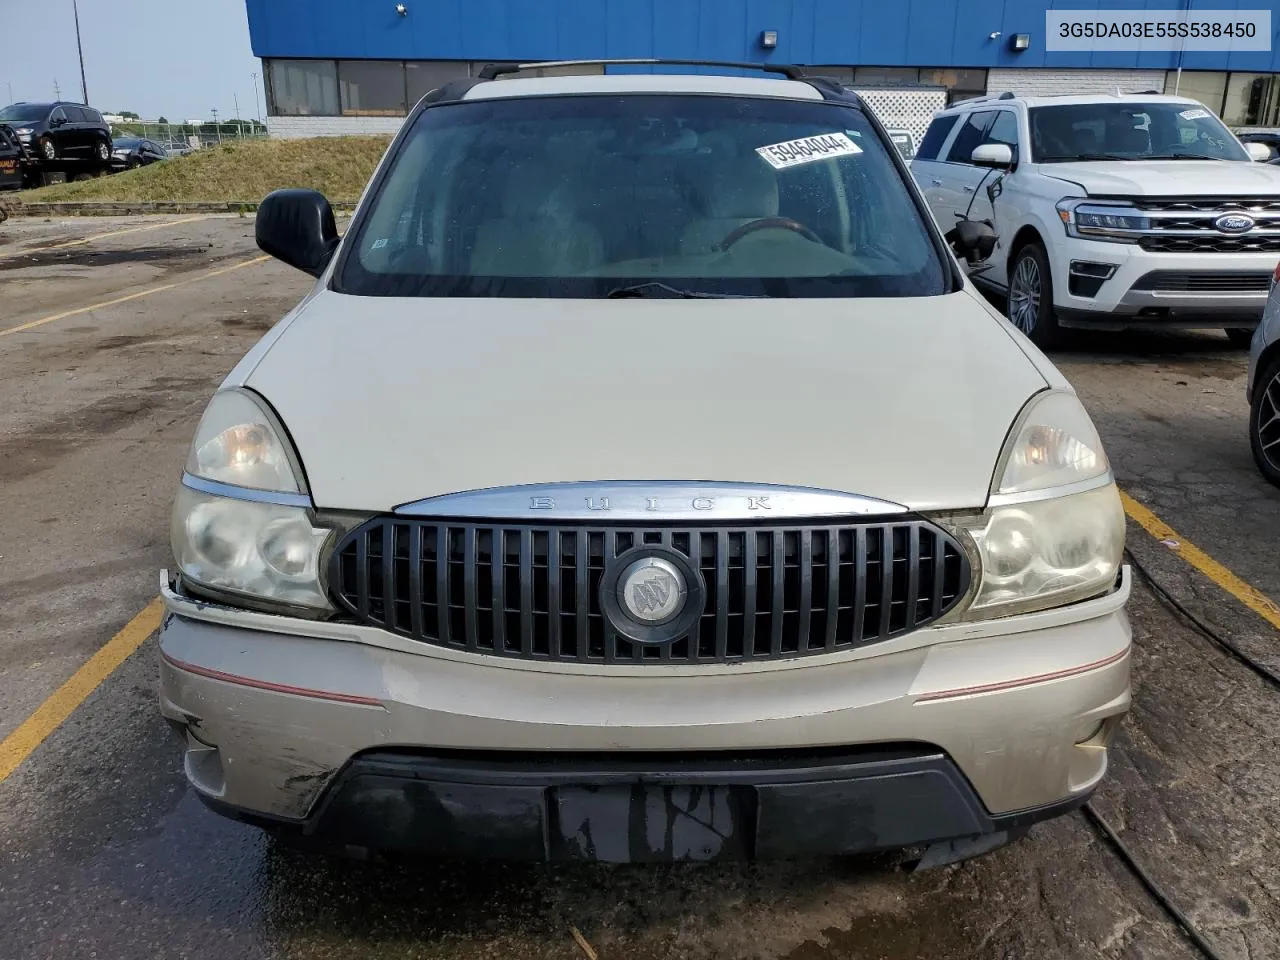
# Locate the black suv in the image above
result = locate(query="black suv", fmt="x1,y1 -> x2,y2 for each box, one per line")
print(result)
0,102 -> 112,162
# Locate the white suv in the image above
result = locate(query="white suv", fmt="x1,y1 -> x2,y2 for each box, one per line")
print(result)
911,92 -> 1279,346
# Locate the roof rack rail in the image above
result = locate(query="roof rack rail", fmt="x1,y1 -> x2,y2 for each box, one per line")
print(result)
476,59 -> 806,81
950,90 -> 1016,106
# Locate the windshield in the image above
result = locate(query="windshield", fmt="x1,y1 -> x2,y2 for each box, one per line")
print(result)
113,138 -> 140,148
337,94 -> 948,299
0,104 -> 50,123
1030,102 -> 1249,162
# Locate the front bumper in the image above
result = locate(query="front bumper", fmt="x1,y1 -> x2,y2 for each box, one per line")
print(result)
1048,236 -> 1275,327
158,570 -> 1132,860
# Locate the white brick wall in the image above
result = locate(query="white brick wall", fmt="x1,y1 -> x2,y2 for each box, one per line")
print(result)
266,116 -> 405,139
986,68 -> 1167,98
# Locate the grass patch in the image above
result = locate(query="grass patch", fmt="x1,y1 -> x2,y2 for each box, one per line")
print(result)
24,136 -> 392,204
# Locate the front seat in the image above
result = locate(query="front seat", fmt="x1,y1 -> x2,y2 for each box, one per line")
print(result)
679,155 -> 781,255
469,164 -> 606,276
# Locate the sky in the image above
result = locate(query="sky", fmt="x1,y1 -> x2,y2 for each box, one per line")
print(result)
1,0 -> 262,122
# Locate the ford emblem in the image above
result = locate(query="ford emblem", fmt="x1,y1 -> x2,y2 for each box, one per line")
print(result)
1214,213 -> 1256,234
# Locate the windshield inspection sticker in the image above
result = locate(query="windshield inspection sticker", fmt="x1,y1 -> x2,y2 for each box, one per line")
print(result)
1179,108 -> 1211,121
756,132 -> 862,170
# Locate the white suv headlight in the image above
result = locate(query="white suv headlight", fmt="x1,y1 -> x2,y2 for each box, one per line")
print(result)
937,390 -> 1125,619
172,388 -> 334,612
1056,199 -> 1150,243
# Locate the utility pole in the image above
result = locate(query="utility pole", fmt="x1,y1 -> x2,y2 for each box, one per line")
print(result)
233,92 -> 242,137
73,0 -> 89,104
211,107 -> 221,144
250,72 -> 263,128
6,81 -> 12,104
53,78 -> 61,100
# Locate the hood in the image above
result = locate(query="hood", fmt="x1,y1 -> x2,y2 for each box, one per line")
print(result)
241,289 -> 1048,513
1041,159 -> 1280,197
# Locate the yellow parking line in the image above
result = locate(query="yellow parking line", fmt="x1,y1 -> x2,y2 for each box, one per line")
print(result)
1120,489 -> 1280,630
0,254 -> 271,338
1,215 -> 211,258
0,599 -> 163,785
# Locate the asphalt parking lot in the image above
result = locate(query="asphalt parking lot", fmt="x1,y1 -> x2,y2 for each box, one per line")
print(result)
2,215 -> 1280,960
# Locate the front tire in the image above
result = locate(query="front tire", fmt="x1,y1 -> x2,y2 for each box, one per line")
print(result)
1007,242 -> 1063,348
39,137 -> 56,161
94,139 -> 110,162
1251,354 -> 1280,488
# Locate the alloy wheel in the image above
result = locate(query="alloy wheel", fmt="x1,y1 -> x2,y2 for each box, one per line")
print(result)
1008,255 -> 1041,334
41,139 -> 55,160
1257,369 -> 1280,473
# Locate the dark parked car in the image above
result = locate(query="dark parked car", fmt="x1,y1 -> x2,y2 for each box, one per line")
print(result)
0,101 -> 112,162
0,124 -> 25,190
111,137 -> 167,169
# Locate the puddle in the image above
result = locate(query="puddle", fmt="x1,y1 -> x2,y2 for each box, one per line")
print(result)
0,243 -> 213,272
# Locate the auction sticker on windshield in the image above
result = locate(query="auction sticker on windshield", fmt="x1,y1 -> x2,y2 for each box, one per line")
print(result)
757,133 -> 862,170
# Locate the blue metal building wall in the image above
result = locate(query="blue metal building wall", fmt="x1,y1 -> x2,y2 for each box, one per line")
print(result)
245,0 -> 1280,73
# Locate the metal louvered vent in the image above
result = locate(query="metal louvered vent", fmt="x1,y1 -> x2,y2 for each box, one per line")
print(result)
331,518 -> 970,665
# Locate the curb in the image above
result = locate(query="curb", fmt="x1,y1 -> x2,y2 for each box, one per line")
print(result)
4,200 -> 361,217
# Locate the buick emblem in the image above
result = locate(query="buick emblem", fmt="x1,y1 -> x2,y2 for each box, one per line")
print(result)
1214,213 -> 1256,234
619,557 -> 686,624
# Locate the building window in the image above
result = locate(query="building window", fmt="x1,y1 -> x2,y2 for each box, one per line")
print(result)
266,59 -> 339,117
1223,73 -> 1280,127
853,67 -> 920,87
804,67 -> 855,84
919,68 -> 988,106
1165,71 -> 1227,116
405,61 -> 473,105
339,61 -> 408,116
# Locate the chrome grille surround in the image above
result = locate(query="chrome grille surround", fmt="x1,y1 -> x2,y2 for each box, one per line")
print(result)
1095,196 -> 1280,253
329,484 -> 971,665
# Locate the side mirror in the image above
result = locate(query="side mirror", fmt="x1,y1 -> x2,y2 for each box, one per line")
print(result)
971,143 -> 1014,169
945,219 -> 998,264
50,117 -> 65,127
256,189 -> 339,277
1246,141 -> 1272,162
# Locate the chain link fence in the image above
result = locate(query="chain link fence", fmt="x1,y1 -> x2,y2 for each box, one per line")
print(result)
105,119 -> 268,155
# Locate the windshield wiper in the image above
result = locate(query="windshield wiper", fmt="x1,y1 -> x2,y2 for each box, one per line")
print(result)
1038,153 -> 1138,162
604,281 -> 761,299
1141,153 -> 1227,161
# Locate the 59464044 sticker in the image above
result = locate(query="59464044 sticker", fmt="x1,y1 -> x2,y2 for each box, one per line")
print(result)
756,132 -> 862,170
1179,108 -> 1211,121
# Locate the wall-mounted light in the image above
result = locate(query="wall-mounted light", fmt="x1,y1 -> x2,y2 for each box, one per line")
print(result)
395,3 -> 407,15
760,30 -> 778,49
1010,33 -> 1031,51
989,31 -> 1002,40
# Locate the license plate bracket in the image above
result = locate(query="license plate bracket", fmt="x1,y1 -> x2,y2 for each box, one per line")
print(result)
549,784 -> 753,862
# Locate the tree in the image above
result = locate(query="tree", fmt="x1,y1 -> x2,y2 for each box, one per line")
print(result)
157,115 -> 168,124
119,110 -> 139,119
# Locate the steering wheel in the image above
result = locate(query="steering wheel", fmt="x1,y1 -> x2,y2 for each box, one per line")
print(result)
717,217 -> 823,251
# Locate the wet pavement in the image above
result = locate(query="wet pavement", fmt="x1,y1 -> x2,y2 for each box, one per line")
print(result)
2,216 -> 1279,959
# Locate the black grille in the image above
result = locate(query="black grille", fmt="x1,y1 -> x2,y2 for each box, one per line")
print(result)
1139,234 -> 1280,253
331,518 -> 970,664
1130,270 -> 1273,292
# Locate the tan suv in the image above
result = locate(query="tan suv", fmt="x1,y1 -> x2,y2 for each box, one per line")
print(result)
158,60 -> 1130,866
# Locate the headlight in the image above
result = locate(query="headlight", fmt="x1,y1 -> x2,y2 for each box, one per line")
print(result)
172,487 -> 332,610
1056,199 -> 1149,243
936,390 -> 1124,619
172,388 -> 334,612
186,388 -> 302,492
